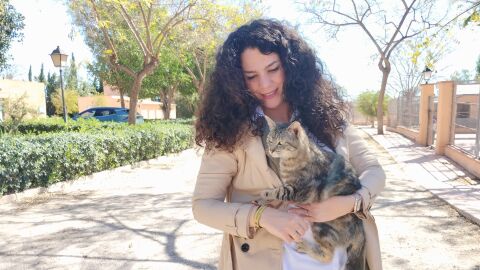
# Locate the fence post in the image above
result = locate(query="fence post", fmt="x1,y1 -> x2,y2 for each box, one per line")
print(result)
417,84 -> 434,145
435,81 -> 455,155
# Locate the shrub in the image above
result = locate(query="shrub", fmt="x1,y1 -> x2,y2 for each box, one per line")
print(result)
0,121 -> 193,195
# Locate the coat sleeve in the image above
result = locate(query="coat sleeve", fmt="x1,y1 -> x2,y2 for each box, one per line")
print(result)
192,149 -> 256,239
343,126 -> 386,216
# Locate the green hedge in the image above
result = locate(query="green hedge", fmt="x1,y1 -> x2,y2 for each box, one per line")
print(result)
0,122 -> 193,196
0,117 -> 128,135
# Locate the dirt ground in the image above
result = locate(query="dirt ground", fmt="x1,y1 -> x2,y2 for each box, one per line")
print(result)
0,131 -> 479,269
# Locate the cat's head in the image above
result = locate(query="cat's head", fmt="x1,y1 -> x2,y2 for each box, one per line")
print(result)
265,119 -> 309,159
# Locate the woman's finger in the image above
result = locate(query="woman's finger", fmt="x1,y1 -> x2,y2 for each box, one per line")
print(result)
288,208 -> 310,217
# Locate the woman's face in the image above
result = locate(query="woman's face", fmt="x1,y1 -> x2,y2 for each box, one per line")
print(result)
241,47 -> 286,111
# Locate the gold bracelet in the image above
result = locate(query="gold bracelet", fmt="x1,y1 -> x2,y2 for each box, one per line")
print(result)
352,193 -> 362,213
254,205 -> 267,228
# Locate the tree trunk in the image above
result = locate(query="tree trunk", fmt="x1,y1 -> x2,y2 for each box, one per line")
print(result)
126,61 -> 157,124
128,77 -> 143,124
119,88 -> 125,108
377,59 -> 391,135
160,85 -> 176,119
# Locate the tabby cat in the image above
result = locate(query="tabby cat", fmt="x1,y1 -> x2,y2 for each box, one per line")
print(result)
260,117 -> 366,270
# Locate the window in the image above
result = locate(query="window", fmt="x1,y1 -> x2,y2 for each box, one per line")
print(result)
79,109 -> 95,118
456,103 -> 470,119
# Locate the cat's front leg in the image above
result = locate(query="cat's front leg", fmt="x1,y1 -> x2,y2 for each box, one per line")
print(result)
260,184 -> 295,201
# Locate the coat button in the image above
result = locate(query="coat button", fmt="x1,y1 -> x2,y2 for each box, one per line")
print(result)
241,243 -> 250,252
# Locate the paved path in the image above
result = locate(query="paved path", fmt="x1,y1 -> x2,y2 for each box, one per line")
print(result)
357,128 -> 480,270
0,128 -> 479,269
0,149 -> 222,270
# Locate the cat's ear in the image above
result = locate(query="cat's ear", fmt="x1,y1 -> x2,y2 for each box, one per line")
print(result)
264,115 -> 276,130
288,121 -> 303,137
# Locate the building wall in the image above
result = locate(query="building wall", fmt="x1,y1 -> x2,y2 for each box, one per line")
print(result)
0,79 -> 46,121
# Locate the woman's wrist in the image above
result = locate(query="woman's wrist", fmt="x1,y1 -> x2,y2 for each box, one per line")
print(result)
254,205 -> 268,228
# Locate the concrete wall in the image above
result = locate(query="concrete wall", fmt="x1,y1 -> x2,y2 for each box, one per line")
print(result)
445,146 -> 480,178
0,79 -> 47,120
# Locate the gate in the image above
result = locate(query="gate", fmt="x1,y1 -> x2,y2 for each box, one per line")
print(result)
427,95 -> 438,146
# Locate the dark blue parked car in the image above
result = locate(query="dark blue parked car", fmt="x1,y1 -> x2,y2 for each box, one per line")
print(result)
73,107 -> 144,124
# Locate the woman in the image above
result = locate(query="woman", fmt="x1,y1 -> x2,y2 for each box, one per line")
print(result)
192,19 -> 385,270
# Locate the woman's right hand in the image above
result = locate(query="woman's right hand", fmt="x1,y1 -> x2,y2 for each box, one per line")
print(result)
259,207 -> 310,243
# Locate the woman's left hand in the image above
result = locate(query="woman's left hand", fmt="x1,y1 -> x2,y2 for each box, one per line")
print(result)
288,195 -> 354,223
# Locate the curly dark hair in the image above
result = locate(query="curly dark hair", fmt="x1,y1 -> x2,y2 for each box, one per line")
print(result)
195,19 -> 348,152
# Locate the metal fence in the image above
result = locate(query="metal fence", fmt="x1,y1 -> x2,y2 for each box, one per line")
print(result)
387,94 -> 420,131
452,82 -> 480,157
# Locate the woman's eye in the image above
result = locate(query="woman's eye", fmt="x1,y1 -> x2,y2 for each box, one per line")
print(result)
268,66 -> 280,73
245,75 -> 256,80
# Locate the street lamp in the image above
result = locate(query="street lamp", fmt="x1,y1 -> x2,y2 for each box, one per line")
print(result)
50,46 -> 68,123
422,66 -> 433,84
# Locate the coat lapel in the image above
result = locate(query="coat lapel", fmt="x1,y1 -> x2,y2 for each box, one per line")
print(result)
242,135 -> 282,186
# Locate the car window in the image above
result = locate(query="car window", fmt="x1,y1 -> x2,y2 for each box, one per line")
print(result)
94,108 -> 111,117
79,109 -> 95,118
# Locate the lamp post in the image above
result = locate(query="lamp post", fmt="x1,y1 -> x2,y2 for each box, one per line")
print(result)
50,46 -> 68,123
422,66 -> 433,84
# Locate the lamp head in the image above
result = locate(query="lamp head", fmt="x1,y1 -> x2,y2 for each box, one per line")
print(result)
50,46 -> 68,68
422,66 -> 432,83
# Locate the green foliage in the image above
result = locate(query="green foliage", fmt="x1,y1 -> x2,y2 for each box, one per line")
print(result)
65,53 -> 78,92
28,65 -> 32,81
356,91 -> 390,126
175,91 -> 199,119
464,7 -> 480,27
1,93 -> 38,134
35,63 -> 46,83
0,121 -> 194,195
450,69 -> 473,81
51,88 -> 79,115
476,55 -> 480,79
0,0 -> 25,72
0,117 -> 124,135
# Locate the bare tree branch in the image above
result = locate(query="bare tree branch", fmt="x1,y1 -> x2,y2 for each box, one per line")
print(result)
118,3 -> 150,57
138,2 -> 153,53
87,0 -> 136,78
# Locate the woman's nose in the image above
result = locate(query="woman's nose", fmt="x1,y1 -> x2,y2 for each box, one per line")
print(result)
258,74 -> 272,89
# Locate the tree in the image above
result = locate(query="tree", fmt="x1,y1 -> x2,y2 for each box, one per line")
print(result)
178,2 -> 263,94
45,72 -> 59,116
68,0 -> 195,124
65,53 -> 78,92
35,63 -> 45,83
476,55 -> 480,79
51,88 -> 79,115
1,93 -> 37,133
0,0 -> 25,72
389,31 -> 451,98
303,1 -> 452,134
356,90 -> 389,128
28,65 -> 32,81
450,69 -> 473,81
461,1 -> 480,26
87,60 -> 133,108
143,43 -> 191,119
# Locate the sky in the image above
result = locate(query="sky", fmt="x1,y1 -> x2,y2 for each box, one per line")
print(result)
6,0 -> 480,99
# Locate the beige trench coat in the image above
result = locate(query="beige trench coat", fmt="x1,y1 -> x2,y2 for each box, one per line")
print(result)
192,126 -> 386,270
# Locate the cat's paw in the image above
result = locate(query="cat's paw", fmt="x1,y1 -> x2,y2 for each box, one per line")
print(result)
295,242 -> 308,254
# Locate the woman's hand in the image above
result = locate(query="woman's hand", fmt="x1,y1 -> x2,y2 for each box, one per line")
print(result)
259,207 -> 310,243
288,195 -> 355,223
